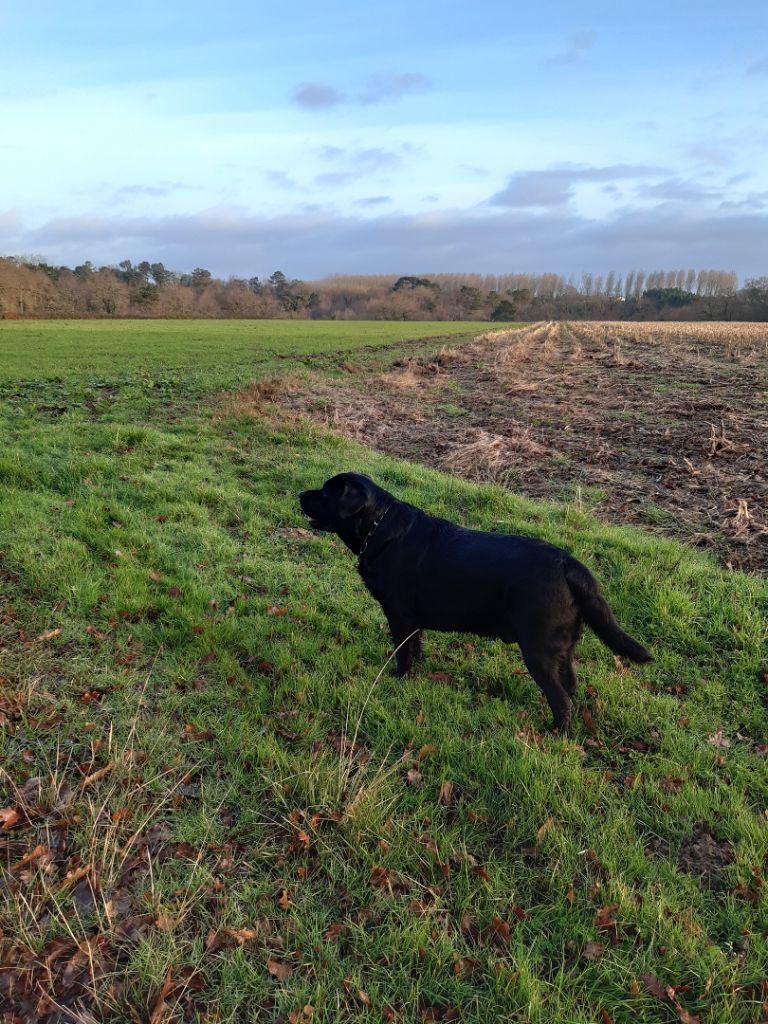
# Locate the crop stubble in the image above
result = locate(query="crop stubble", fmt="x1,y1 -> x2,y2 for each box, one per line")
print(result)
240,320 -> 768,571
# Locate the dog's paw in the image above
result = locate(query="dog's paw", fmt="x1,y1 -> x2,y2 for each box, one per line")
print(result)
551,714 -> 572,736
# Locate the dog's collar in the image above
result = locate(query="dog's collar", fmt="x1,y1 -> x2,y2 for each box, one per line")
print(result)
357,503 -> 393,561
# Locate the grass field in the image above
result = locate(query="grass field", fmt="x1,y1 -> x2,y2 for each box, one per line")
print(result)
0,320 -> 494,388
1,320 -> 767,1023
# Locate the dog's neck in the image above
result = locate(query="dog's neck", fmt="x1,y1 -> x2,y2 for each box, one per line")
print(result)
357,503 -> 393,561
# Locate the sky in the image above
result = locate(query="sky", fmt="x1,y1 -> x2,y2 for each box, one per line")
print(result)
1,0 -> 767,281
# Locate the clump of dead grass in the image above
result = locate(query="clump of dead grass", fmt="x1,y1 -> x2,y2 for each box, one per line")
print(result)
441,428 -> 549,483
216,374 -> 298,421
379,366 -> 431,392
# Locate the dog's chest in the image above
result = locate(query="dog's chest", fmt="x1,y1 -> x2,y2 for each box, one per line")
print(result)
358,562 -> 396,604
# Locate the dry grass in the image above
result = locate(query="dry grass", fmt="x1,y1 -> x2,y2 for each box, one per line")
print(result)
441,428 -> 550,483
0,668 -> 216,1022
379,366 -> 432,392
570,320 -> 768,358
216,374 -> 298,420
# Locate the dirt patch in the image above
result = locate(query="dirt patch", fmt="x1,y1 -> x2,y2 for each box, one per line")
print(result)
229,321 -> 768,572
678,827 -> 735,884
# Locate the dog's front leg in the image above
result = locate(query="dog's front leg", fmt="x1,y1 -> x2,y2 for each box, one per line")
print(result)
385,612 -> 422,678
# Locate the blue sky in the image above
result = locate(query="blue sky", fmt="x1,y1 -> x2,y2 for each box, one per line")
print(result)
1,1 -> 767,280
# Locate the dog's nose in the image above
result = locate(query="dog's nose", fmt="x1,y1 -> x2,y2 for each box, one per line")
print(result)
298,491 -> 306,500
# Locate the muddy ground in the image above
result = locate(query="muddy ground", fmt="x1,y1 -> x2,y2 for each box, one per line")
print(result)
238,321 -> 768,572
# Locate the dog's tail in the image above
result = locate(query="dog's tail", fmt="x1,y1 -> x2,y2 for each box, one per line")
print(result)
564,557 -> 652,663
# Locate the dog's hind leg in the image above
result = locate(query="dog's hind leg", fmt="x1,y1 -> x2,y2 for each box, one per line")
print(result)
519,643 -> 573,732
410,630 -> 424,665
559,652 -> 578,697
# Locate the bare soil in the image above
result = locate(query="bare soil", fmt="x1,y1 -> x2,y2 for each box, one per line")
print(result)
234,321 -> 768,572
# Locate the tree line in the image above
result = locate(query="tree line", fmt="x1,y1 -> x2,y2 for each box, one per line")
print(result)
1,257 -> 766,321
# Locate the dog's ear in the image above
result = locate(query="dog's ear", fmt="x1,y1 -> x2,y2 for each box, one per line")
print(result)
337,477 -> 369,519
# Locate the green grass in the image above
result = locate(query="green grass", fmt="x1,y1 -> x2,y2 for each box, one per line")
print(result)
433,404 -> 469,418
0,319 -> 494,386
1,320 -> 767,1023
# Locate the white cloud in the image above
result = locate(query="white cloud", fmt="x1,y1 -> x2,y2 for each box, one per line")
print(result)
292,72 -> 432,111
4,201 -> 765,281
489,164 -> 668,208
292,82 -> 345,109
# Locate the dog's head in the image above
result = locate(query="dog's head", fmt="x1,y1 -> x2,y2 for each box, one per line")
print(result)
299,473 -> 390,552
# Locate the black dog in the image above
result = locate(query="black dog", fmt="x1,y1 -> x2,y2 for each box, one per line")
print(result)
299,473 -> 651,731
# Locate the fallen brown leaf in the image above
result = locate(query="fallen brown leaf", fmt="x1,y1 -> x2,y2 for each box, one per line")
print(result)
595,904 -> 618,930
641,973 -> 667,1000
206,926 -> 259,952
183,723 -> 214,741
471,864 -> 491,883
10,843 -> 48,872
676,1007 -> 701,1024
732,884 -> 760,903
267,957 -> 293,981
454,956 -> 478,978
289,1006 -> 315,1024
421,1007 -> 460,1022
536,816 -> 557,841
1,807 -> 22,830
581,707 -> 598,736
228,927 -> 259,944
58,864 -> 91,893
583,940 -> 605,961
149,968 -> 174,1024
439,781 -> 455,806
460,911 -> 476,938
36,628 -> 62,642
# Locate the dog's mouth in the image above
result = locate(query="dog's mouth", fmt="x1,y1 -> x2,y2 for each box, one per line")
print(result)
299,491 -> 334,532
304,515 -> 330,532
